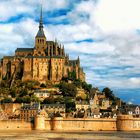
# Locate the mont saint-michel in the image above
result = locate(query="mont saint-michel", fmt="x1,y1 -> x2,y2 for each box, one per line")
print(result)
0,8 -> 85,84
0,3 -> 140,140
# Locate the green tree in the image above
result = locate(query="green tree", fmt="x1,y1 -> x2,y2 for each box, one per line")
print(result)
14,97 -> 23,103
14,96 -> 31,103
40,83 -> 46,88
68,71 -> 76,81
102,87 -> 115,100
82,82 -> 92,92
66,102 -> 75,112
61,77 -> 69,82
73,79 -> 82,88
65,97 -> 76,112
22,96 -> 31,103
0,80 -> 8,88
1,97 -> 13,103
43,96 -> 54,104
9,88 -> 16,98
23,80 -> 40,90
19,88 -> 28,97
59,82 -> 77,97
31,95 -> 39,102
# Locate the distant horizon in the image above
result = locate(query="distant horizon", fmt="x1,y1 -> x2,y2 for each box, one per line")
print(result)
0,0 -> 140,104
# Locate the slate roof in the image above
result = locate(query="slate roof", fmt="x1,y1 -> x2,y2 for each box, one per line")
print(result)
46,41 -> 55,44
69,60 -> 77,66
45,104 -> 65,108
3,56 -> 14,59
36,28 -> 46,38
15,48 -> 34,52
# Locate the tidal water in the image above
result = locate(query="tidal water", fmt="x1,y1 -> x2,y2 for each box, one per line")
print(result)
0,130 -> 140,140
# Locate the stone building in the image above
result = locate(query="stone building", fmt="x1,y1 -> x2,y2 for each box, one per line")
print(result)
75,101 -> 90,111
34,89 -> 50,100
0,8 -> 85,84
44,104 -> 66,118
20,104 -> 39,122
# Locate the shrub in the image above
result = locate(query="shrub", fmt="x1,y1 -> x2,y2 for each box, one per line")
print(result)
40,83 -> 46,88
1,97 -> 13,103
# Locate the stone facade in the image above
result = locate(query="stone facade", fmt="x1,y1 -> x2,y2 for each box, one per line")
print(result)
0,9 -> 85,84
34,89 -> 50,100
44,104 -> 66,118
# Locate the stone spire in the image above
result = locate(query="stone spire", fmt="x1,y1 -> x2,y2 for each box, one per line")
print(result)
77,56 -> 80,65
62,45 -> 65,56
36,5 -> 46,38
39,5 -> 43,29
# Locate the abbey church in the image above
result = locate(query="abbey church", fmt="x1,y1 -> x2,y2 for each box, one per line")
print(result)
0,9 -> 85,84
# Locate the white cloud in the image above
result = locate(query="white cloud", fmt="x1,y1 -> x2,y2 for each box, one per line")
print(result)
95,0 -> 140,32
43,0 -> 68,10
65,41 -> 115,54
129,78 -> 140,86
0,0 -> 68,21
0,1 -> 33,21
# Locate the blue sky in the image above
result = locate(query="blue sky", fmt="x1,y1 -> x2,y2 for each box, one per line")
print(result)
0,0 -> 140,104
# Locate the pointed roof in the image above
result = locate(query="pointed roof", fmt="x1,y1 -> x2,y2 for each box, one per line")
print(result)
36,5 -> 46,38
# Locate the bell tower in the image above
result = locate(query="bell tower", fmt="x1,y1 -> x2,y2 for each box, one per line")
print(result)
35,6 -> 46,49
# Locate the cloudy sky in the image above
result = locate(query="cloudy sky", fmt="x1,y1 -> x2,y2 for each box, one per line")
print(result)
0,0 -> 140,104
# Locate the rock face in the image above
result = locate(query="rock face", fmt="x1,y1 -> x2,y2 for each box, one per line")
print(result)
0,9 -> 85,84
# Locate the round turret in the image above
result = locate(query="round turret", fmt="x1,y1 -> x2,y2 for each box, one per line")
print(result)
35,115 -> 45,130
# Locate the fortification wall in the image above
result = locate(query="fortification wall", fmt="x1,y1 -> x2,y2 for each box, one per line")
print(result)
0,120 -> 32,130
1,115 -> 140,131
43,117 -> 117,131
116,115 -> 140,131
37,115 -> 140,131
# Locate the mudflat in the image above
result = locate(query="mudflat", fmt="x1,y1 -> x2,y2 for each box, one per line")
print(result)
0,130 -> 140,140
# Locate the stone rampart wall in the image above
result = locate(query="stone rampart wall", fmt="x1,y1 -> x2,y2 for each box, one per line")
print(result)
1,115 -> 140,131
116,115 -> 140,131
0,120 -> 32,130
44,117 -> 117,131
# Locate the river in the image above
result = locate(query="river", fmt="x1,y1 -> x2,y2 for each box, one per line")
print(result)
0,131 -> 140,140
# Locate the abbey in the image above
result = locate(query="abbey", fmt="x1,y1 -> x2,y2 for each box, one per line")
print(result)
0,9 -> 85,84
